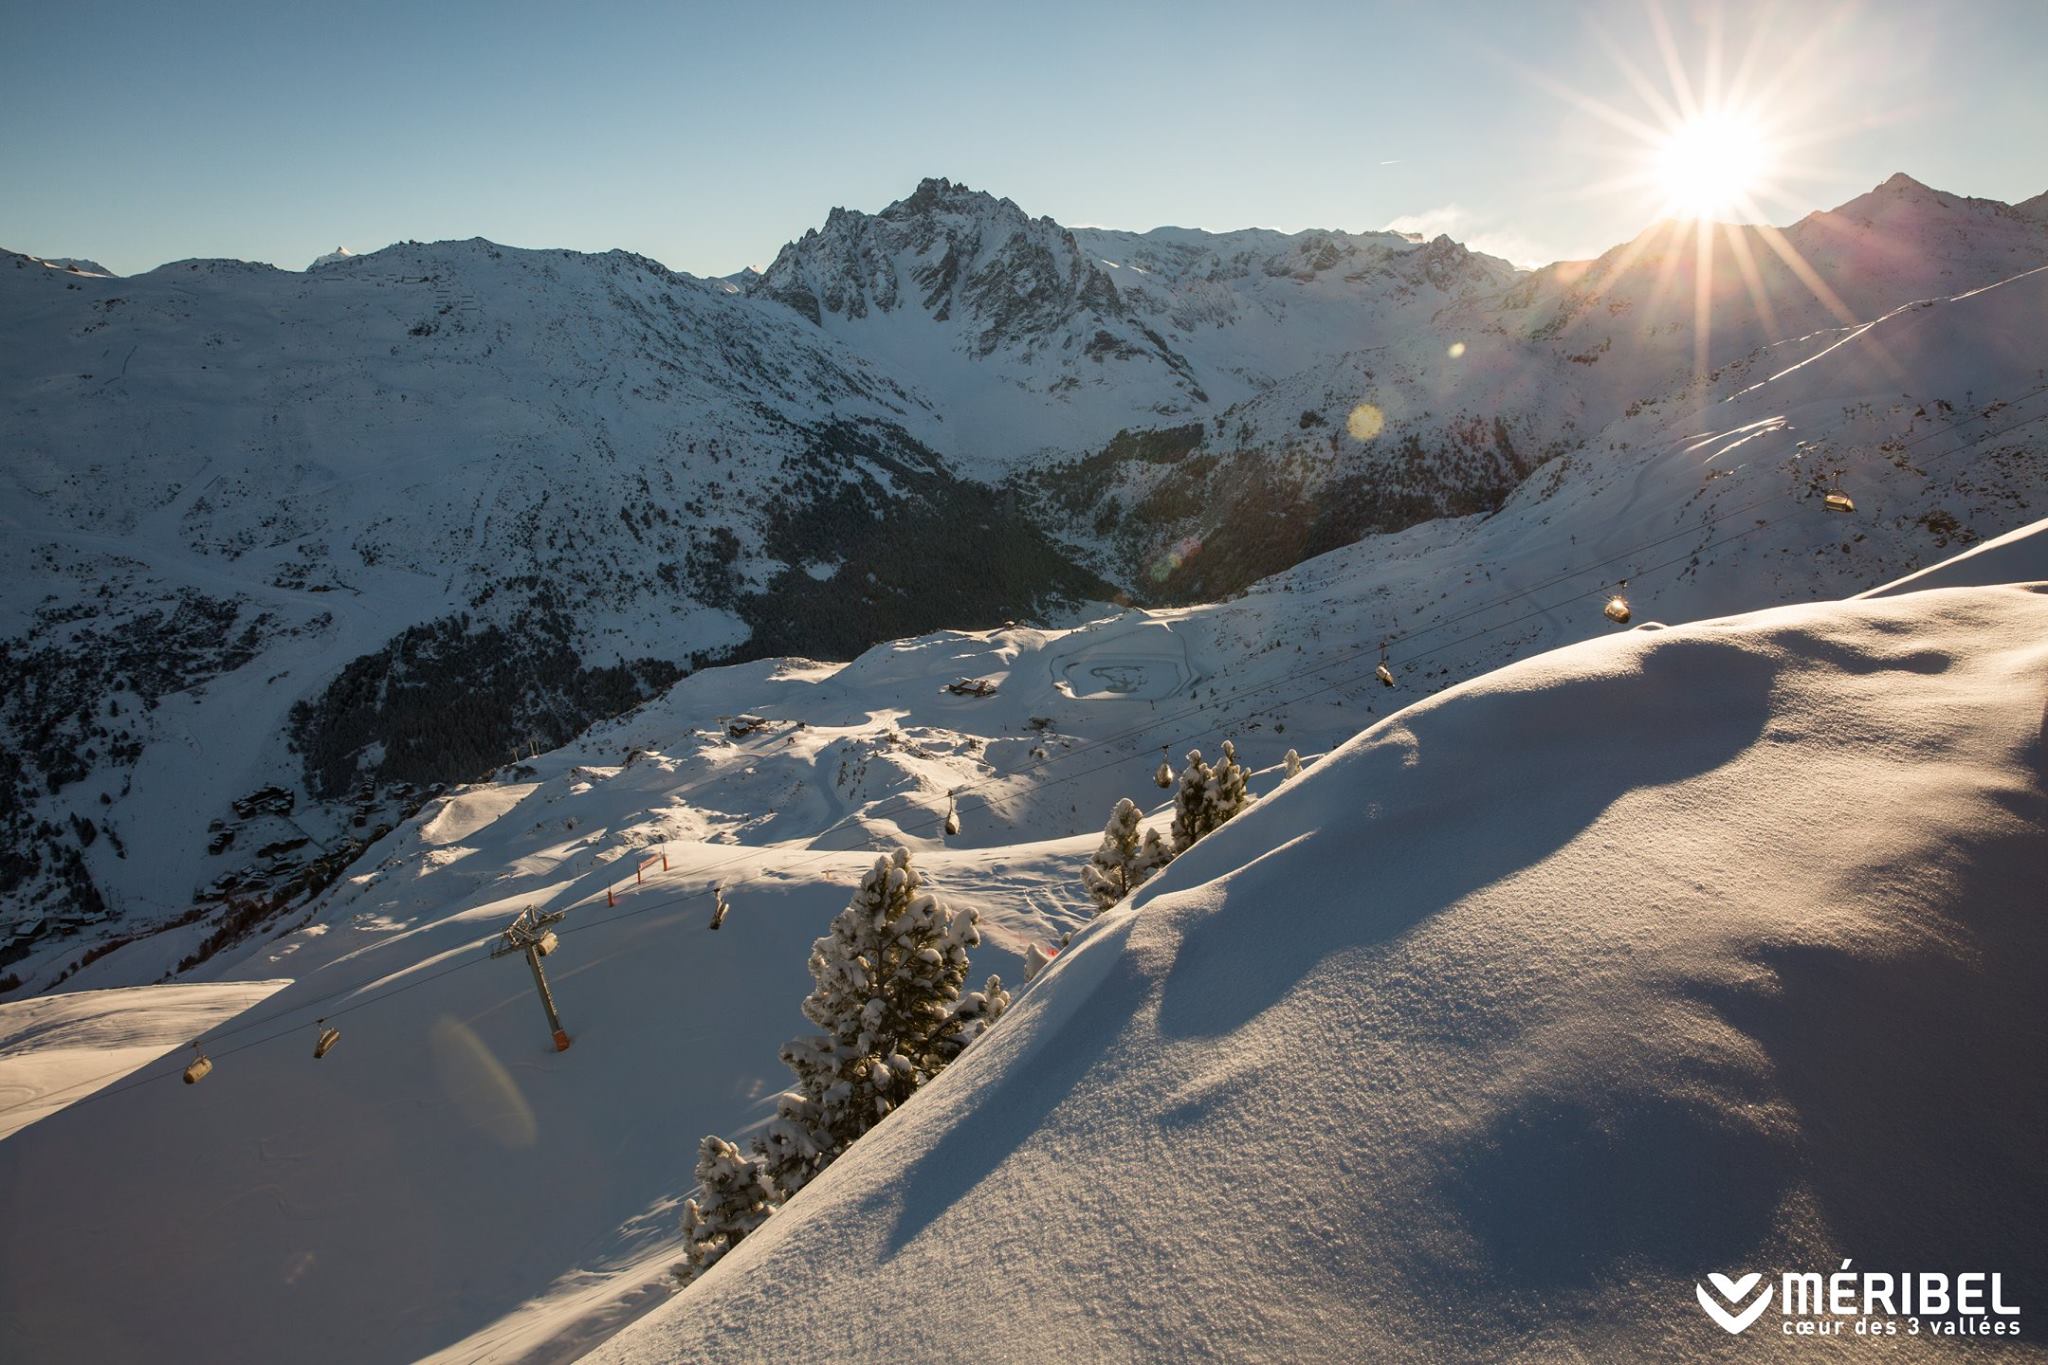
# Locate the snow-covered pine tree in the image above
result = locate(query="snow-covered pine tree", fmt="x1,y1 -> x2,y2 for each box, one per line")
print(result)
1284,748 -> 1303,778
678,1134 -> 777,1282
1080,796 -> 1173,912
759,847 -> 1006,1193
1169,740 -> 1253,853
936,973 -> 1010,1064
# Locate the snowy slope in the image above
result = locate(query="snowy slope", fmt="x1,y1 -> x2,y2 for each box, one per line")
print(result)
601,575 -> 2048,1362
0,978 -> 287,1141
2,404 -> 2044,1365
1474,174 -> 2048,446
4,171 -> 2043,1046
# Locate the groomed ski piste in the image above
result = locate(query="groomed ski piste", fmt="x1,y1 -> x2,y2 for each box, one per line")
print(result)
1,263 -> 2045,1363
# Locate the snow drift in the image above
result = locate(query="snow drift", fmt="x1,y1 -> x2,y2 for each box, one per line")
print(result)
603,578 -> 2048,1361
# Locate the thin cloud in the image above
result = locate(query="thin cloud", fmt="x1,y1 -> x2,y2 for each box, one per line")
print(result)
1384,204 -> 1554,269
1384,204 -> 1469,236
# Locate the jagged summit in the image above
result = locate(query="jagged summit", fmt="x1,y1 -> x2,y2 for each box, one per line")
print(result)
883,175 -> 1030,223
749,177 -> 1524,460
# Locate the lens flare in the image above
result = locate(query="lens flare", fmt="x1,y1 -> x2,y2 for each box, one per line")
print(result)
1446,342 -> 1467,359
1147,535 -> 1203,584
1346,403 -> 1385,441
430,1015 -> 537,1149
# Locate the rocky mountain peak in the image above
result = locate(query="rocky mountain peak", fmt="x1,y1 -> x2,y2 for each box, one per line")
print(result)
754,177 -> 1140,362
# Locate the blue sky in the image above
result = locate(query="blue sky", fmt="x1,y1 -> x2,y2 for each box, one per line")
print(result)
5,0 -> 2043,277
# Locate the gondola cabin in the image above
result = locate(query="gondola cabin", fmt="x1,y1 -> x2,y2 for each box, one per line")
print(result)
1824,490 -> 1855,514
183,1054 -> 213,1084
1604,595 -> 1632,625
535,930 -> 559,957
1375,662 -> 1395,688
314,1027 -> 341,1060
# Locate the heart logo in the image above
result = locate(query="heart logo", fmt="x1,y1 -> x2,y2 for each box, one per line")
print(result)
1697,1272 -> 1773,1334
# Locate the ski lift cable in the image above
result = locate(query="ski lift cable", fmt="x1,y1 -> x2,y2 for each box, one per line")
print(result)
10,389 -> 2041,1118
0,948 -> 497,1120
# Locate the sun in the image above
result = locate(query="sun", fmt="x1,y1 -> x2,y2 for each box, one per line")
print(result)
1652,111 -> 1770,221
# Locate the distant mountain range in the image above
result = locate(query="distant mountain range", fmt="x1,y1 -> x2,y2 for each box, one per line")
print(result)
2,171 -> 2043,983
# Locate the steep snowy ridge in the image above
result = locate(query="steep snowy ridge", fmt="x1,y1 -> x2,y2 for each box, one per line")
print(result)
1484,174 -> 2048,407
604,570 -> 2048,1363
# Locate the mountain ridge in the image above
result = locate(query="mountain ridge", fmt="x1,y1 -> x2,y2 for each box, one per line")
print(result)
3,171 -> 2044,990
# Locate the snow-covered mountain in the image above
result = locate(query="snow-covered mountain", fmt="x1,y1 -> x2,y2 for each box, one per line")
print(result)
2,171 -> 2043,996
2,236 -> 2044,1361
752,176 -> 1521,466
1022,172 -> 2048,598
1482,172 -> 2048,414
0,238 -> 1102,979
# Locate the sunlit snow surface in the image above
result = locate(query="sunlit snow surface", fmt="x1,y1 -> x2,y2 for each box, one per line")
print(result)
1,200 -> 2045,1360
602,571 -> 2048,1363
0,979 -> 288,1141
3,520 -> 2044,1360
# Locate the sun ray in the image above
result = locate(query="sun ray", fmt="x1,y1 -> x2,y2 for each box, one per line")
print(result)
1647,6 -> 1703,124
1586,23 -> 1689,135
1636,217 -> 1696,345
1749,222 -> 1860,328
1510,58 -> 1672,149
1694,216 -> 1716,384
1718,218 -> 1786,347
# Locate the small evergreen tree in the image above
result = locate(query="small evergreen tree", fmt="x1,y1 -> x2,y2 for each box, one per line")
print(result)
678,1134 -> 777,1282
759,847 -> 1006,1194
938,972 -> 1011,1064
1284,747 -> 1302,778
1080,796 -> 1172,912
1169,739 -> 1253,853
